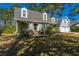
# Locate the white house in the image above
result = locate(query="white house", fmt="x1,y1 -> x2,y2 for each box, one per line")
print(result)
14,8 -> 52,34
14,7 -> 79,34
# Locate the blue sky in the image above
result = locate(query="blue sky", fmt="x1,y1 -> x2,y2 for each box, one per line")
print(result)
62,3 -> 79,18
0,3 -> 26,8
0,3 -> 79,19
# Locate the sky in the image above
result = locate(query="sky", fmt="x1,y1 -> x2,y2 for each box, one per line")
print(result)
62,3 -> 79,19
0,3 -> 26,8
0,3 -> 79,19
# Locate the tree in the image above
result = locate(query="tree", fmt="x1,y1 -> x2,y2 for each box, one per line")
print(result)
26,3 -> 43,12
68,4 -> 79,18
0,8 -> 13,30
44,3 -> 64,17
10,4 -> 22,9
0,4 -> 22,33
18,21 -> 29,39
26,3 -> 64,17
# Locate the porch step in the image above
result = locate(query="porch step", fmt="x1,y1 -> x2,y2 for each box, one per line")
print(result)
33,31 -> 39,36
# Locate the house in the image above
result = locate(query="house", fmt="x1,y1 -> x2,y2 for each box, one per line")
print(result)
14,8 -> 53,34
14,7 -> 79,34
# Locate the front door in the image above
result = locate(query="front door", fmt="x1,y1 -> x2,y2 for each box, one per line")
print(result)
34,23 -> 38,30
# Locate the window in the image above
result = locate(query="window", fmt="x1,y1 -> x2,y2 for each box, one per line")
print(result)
21,8 -> 27,18
51,17 -> 55,23
63,19 -> 67,23
43,13 -> 47,20
23,10 -> 26,17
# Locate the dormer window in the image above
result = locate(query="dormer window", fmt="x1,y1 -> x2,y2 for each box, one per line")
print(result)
23,10 -> 26,17
21,8 -> 27,18
51,17 -> 55,23
43,13 -> 47,20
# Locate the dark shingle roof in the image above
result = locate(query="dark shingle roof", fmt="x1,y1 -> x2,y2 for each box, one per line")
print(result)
53,18 -> 62,26
14,8 -> 52,24
14,8 -> 79,26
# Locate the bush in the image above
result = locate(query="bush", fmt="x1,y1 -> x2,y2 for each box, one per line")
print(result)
18,22 -> 29,39
19,30 -> 29,39
45,25 -> 59,34
71,26 -> 79,32
3,24 -> 16,34
45,25 -> 53,34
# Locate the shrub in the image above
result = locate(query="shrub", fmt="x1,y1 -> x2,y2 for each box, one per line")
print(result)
3,24 -> 16,34
19,30 -> 29,39
45,25 -> 59,34
71,26 -> 79,32
18,22 -> 29,39
45,25 -> 53,34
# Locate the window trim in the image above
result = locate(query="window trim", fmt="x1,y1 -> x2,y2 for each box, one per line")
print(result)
43,13 -> 47,20
51,17 -> 55,23
21,8 -> 27,18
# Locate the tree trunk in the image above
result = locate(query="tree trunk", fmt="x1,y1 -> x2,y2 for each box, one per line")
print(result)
3,20 -> 7,30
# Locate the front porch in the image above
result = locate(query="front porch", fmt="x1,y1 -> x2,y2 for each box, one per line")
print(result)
15,21 -> 49,36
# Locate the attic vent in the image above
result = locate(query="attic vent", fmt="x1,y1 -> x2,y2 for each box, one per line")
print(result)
21,8 -> 27,18
43,13 -> 47,20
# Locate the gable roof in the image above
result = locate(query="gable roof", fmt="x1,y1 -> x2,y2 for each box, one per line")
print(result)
53,17 -> 71,26
70,19 -> 79,26
54,17 -> 79,27
14,8 -> 79,26
61,17 -> 71,27
52,17 -> 62,26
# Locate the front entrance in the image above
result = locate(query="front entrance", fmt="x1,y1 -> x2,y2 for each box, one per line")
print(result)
34,23 -> 38,30
33,23 -> 39,36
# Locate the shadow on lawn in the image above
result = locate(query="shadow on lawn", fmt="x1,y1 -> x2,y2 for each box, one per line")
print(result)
3,39 -> 25,56
21,35 -> 79,56
1,34 -> 79,56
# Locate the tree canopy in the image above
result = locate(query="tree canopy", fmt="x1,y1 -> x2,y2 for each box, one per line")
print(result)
26,3 -> 64,17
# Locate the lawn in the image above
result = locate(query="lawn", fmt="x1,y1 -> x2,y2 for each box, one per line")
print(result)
0,33 -> 79,56
3,24 -> 16,34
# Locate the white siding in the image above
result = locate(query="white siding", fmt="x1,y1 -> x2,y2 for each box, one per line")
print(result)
59,27 -> 70,32
28,23 -> 34,31
37,24 -> 42,31
60,19 -> 70,27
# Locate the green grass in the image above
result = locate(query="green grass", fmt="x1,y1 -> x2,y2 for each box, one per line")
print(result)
3,24 -> 16,34
71,26 -> 79,32
0,33 -> 79,56
14,33 -> 79,56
